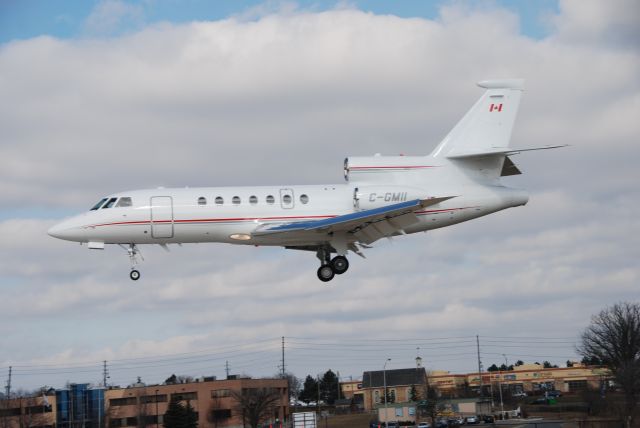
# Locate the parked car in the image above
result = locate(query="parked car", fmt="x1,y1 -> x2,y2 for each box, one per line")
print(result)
532,397 -> 548,404
465,416 -> 479,424
447,418 -> 461,427
482,415 -> 495,423
546,390 -> 562,398
417,423 -> 431,428
512,391 -> 527,398
387,421 -> 400,428
436,419 -> 448,428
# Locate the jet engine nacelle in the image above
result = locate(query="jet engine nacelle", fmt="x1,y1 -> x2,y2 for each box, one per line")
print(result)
353,185 -> 429,210
344,156 -> 434,183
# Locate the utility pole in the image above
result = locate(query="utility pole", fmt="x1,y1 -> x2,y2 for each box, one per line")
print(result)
281,337 -> 286,378
476,335 -> 483,399
225,361 -> 230,379
103,361 -> 109,388
5,366 -> 11,399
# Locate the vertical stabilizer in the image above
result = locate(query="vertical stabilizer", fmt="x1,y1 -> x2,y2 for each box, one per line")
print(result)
431,79 -> 524,158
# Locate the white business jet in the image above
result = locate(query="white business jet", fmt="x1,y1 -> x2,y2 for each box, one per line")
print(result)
48,79 -> 562,282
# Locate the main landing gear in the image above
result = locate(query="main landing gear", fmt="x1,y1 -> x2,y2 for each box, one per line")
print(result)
316,249 -> 349,282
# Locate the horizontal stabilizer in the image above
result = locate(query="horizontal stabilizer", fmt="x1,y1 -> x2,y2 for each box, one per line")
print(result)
447,144 -> 568,159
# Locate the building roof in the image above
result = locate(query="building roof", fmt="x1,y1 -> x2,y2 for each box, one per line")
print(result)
362,368 -> 426,388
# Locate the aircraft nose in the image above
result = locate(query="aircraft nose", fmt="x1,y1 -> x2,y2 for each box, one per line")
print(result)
48,218 -> 83,241
48,222 -> 70,239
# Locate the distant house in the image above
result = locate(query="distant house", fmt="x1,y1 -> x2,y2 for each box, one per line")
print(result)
361,368 -> 427,411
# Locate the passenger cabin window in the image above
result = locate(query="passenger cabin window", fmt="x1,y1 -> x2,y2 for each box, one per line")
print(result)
300,194 -> 309,204
115,197 -> 132,208
232,196 -> 241,205
90,198 -> 108,211
215,196 -> 224,205
102,197 -> 117,209
266,195 -> 275,205
198,197 -> 207,206
282,194 -> 292,204
249,195 -> 258,205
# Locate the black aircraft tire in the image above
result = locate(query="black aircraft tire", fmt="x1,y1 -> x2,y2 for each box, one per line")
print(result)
130,270 -> 141,281
317,265 -> 335,282
331,256 -> 349,274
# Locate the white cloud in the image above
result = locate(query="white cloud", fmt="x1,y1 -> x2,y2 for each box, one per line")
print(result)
0,2 -> 639,389
83,0 -> 145,36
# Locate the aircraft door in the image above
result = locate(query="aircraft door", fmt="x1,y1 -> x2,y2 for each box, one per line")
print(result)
150,196 -> 174,238
280,188 -> 294,209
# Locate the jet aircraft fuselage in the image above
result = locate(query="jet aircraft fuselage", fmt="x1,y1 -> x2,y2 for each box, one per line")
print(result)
48,79 -> 557,281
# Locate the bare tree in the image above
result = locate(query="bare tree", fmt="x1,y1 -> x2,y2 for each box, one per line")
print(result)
206,396 -> 223,428
232,388 -> 282,428
578,302 -> 640,428
421,371 -> 445,426
279,372 -> 301,401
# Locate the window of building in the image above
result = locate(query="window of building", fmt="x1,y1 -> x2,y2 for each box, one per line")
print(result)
374,390 -> 380,404
395,407 -> 403,417
300,194 -> 309,204
389,389 -> 396,402
211,409 -> 232,420
198,197 -> 207,206
90,198 -> 108,211
171,392 -> 197,401
567,380 -> 588,391
249,195 -> 258,205
215,196 -> 224,205
140,394 -> 168,404
109,397 -> 137,406
102,197 -> 118,209
266,195 -> 275,204
211,389 -> 231,398
232,196 -> 241,205
115,197 -> 132,208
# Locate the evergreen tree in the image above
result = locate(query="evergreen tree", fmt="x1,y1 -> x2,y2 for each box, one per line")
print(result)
409,385 -> 419,402
163,397 -> 186,428
163,397 -> 198,428
320,370 -> 339,405
184,401 -> 198,428
299,375 -> 319,404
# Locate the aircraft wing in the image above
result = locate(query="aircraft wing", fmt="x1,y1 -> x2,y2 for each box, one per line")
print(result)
252,196 -> 454,245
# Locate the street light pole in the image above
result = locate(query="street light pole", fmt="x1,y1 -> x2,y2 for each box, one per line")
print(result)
383,358 -> 391,428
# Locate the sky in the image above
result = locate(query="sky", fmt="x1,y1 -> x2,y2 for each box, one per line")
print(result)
0,0 -> 639,392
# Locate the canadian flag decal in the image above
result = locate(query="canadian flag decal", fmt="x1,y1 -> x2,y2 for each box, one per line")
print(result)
489,103 -> 503,112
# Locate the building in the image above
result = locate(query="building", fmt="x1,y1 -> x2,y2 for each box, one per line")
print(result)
0,393 -> 56,428
56,383 -> 105,428
339,379 -> 364,408
361,368 -> 427,412
105,377 -> 288,428
429,363 -> 610,395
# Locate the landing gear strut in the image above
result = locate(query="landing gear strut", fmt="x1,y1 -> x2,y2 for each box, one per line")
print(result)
316,248 -> 349,282
121,243 -> 143,281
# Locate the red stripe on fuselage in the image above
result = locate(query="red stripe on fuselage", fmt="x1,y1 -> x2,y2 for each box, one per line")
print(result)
350,165 -> 437,170
89,214 -> 337,228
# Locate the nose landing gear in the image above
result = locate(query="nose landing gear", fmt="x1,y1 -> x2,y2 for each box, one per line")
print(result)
120,244 -> 143,281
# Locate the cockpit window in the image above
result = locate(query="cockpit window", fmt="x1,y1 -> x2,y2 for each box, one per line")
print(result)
102,197 -> 118,209
115,197 -> 133,208
90,198 -> 108,211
